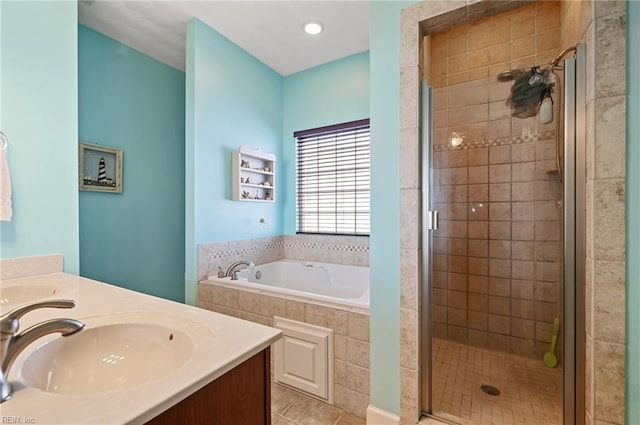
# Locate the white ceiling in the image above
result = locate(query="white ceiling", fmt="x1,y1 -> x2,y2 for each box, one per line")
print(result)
78,0 -> 371,76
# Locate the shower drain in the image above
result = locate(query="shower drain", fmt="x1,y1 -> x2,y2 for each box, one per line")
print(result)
480,384 -> 501,396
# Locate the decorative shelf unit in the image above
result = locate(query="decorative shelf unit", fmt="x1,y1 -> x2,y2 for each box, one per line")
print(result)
232,146 -> 276,202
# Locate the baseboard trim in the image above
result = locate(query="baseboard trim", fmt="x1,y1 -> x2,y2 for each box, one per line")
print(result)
366,405 -> 400,425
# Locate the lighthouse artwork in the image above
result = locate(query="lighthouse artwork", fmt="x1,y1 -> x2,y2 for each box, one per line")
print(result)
98,157 -> 108,182
79,142 -> 123,193
84,156 -> 114,187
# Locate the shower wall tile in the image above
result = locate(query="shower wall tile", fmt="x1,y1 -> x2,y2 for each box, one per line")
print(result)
593,260 -> 625,344
594,341 -> 625,424
428,2 -> 560,90
400,308 -> 418,369
593,179 -> 625,261
489,164 -> 511,183
468,275 -> 488,294
594,14 -> 626,98
594,0 -> 625,19
511,162 -> 535,182
400,248 -> 419,310
400,66 -> 420,130
400,189 -> 420,249
511,299 -> 533,319
400,127 -> 420,189
511,279 -> 533,300
585,334 -> 595,422
583,6 -> 626,424
594,96 -> 626,179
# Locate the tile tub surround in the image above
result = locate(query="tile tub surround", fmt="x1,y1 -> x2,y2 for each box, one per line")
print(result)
198,281 -> 371,419
400,0 -> 627,424
198,234 -> 369,280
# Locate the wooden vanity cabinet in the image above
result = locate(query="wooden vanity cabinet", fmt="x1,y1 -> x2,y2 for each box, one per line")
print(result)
146,349 -> 270,425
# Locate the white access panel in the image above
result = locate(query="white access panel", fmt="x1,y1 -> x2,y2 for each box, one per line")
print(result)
273,316 -> 334,403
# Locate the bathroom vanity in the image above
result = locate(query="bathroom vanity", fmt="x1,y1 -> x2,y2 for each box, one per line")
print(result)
146,349 -> 270,425
0,267 -> 281,425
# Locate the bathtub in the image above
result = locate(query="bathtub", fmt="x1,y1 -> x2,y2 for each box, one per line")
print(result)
207,259 -> 369,309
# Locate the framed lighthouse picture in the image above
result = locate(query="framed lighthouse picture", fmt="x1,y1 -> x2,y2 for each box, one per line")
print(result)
79,142 -> 123,193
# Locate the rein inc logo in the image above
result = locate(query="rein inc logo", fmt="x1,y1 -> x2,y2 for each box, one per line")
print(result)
1,417 -> 35,424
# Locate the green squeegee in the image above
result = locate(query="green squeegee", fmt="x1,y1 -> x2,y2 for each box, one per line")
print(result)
543,318 -> 560,368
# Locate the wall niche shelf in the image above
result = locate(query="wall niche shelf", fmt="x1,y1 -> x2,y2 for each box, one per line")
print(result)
232,146 -> 276,202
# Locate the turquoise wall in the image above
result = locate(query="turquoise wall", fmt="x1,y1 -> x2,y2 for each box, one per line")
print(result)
185,18 -> 284,304
282,51 -> 370,234
78,25 -> 186,302
626,1 -> 639,422
369,0 -> 419,415
0,1 -> 79,272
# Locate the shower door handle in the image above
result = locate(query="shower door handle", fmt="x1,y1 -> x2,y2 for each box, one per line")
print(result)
427,210 -> 439,230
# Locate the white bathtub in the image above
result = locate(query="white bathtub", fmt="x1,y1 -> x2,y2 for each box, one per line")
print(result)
207,260 -> 369,309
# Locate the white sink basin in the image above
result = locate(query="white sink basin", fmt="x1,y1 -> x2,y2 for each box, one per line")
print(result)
0,280 -> 70,307
21,322 -> 194,395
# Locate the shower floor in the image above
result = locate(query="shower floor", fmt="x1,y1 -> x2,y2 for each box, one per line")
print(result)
431,338 -> 563,425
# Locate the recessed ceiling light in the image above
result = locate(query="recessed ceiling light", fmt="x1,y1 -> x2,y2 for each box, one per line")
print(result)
303,21 -> 324,36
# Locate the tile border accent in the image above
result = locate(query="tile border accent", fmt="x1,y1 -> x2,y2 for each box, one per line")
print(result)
433,130 -> 556,151
199,234 -> 370,279
207,240 -> 284,261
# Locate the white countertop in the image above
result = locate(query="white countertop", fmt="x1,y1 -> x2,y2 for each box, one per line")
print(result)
0,273 -> 282,424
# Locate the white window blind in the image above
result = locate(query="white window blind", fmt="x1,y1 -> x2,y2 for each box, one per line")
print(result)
295,119 -> 370,235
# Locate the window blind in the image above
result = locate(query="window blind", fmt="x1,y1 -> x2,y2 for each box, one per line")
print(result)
295,119 -> 370,235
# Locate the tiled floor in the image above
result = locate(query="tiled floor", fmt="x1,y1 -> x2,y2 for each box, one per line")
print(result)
271,382 -> 365,425
431,338 -> 563,425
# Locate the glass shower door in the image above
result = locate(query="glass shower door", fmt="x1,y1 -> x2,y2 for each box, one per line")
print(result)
420,79 -> 434,415
420,64 -> 576,423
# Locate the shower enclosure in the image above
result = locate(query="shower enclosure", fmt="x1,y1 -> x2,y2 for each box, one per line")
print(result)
418,4 -> 585,424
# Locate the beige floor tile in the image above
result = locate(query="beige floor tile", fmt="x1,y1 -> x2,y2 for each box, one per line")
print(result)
272,414 -> 296,425
335,412 -> 366,425
430,337 -> 562,425
419,418 -> 450,425
280,392 -> 343,425
272,382 -> 300,414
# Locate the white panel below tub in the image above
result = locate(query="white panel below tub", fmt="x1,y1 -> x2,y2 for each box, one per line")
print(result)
273,316 -> 334,403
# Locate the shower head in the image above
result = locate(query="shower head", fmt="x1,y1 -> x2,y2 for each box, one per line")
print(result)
497,69 -> 519,82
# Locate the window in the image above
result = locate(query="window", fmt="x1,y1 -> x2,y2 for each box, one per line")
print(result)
295,119 -> 370,235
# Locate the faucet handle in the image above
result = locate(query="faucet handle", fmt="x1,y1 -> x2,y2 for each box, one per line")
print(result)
1,300 -> 77,334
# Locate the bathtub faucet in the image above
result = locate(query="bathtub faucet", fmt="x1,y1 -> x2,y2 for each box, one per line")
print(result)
225,261 -> 255,280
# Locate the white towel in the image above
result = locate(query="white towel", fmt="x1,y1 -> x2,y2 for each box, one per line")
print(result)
0,145 -> 12,222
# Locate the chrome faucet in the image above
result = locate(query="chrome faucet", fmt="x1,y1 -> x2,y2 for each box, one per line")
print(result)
225,261 -> 254,280
0,300 -> 84,402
